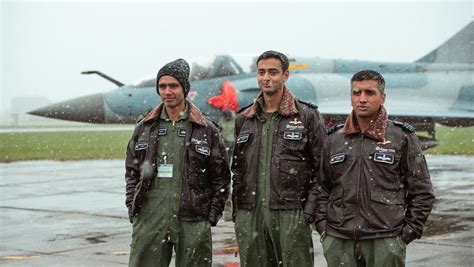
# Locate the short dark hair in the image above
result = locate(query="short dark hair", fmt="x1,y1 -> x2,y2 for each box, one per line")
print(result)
350,69 -> 385,93
256,50 -> 289,72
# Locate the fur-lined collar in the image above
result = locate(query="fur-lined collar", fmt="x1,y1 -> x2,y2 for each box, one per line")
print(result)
142,100 -> 207,126
342,105 -> 388,142
240,87 -> 298,118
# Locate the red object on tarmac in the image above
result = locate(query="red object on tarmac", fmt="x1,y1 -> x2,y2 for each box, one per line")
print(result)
207,81 -> 239,112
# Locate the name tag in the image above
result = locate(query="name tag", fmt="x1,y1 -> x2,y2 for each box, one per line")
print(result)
158,128 -> 167,136
196,145 -> 211,156
178,127 -> 187,137
330,153 -> 345,164
157,164 -> 173,178
374,153 -> 394,164
134,142 -> 148,150
283,131 -> 302,140
236,133 -> 250,143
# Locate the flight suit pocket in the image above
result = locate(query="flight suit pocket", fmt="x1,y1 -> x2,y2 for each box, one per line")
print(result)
279,160 -> 309,201
369,190 -> 405,230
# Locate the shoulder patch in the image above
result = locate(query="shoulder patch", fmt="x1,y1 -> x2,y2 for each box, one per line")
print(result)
392,120 -> 416,132
325,124 -> 344,135
297,99 -> 318,110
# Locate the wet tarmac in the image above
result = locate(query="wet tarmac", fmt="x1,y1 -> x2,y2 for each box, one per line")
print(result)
0,155 -> 472,266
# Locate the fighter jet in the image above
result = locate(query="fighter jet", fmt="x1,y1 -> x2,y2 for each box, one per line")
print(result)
29,22 -> 473,149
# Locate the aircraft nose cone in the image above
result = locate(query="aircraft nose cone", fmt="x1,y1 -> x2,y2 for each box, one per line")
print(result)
28,93 -> 106,123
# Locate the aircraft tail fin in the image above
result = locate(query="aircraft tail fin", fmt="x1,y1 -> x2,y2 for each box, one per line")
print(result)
416,21 -> 473,64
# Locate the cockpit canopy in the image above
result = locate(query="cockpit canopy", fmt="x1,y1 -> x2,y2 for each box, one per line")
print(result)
133,55 -> 248,88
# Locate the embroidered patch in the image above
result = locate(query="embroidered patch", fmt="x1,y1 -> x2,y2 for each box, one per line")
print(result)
374,153 -> 394,164
191,138 -> 208,145
285,124 -> 305,130
330,153 -> 345,164
236,133 -> 250,143
158,128 -> 167,136
289,118 -> 303,125
134,142 -> 148,151
283,131 -> 302,140
178,127 -> 187,137
195,145 -> 211,156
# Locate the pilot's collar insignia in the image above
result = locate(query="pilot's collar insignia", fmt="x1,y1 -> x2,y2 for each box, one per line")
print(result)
289,118 -> 302,125
377,139 -> 392,145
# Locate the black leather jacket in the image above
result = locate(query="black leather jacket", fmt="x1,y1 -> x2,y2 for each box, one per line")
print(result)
315,121 -> 435,244
125,101 -> 231,225
231,88 -> 326,217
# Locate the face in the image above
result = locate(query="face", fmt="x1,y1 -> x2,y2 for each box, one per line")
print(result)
158,75 -> 185,109
257,58 -> 289,95
351,80 -> 386,119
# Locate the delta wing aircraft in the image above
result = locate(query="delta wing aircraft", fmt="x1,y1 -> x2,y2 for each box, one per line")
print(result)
29,22 -> 473,149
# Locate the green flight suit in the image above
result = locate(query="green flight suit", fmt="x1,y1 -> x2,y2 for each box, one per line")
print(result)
322,235 -> 406,267
234,109 -> 314,267
129,108 -> 212,267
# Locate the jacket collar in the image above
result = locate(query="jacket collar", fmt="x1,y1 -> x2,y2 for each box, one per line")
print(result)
342,105 -> 388,142
142,100 -> 207,126
240,86 -> 298,118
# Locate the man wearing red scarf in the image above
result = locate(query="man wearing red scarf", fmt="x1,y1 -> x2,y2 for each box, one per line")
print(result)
315,70 -> 435,267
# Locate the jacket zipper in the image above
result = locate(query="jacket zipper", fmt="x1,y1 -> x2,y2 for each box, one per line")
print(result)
176,124 -> 190,220
252,118 -> 262,208
354,134 -> 364,239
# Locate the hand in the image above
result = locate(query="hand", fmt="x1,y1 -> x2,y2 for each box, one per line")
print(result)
303,212 -> 315,223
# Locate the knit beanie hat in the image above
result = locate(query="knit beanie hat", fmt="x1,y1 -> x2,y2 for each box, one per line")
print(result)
156,58 -> 191,97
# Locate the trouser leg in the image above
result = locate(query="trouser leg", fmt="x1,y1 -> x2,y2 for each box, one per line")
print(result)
174,221 -> 212,267
270,209 -> 314,267
322,235 -> 358,267
359,237 -> 406,267
128,198 -> 172,267
235,209 -> 272,267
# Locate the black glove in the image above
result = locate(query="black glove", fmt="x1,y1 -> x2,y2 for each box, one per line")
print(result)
303,212 -> 315,223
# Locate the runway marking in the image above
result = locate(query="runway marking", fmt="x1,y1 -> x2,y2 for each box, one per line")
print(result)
0,206 -> 125,219
112,251 -> 129,256
3,255 -> 40,260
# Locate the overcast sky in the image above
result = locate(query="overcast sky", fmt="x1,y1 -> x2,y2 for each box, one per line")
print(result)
1,0 -> 472,112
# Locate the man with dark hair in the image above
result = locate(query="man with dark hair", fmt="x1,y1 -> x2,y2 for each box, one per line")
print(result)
315,69 -> 435,266
351,69 -> 386,93
125,58 -> 231,266
231,50 -> 326,266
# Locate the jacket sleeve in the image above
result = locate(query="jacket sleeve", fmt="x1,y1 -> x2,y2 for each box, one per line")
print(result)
125,124 -> 141,223
207,125 -> 231,226
303,110 -> 326,219
314,140 -> 332,234
401,132 -> 435,244
230,115 -> 244,221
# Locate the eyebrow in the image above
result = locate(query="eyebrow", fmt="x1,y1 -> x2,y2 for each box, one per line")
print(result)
351,87 -> 378,91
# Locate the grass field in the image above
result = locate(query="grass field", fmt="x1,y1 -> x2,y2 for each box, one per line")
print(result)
0,126 -> 472,162
425,126 -> 474,155
0,131 -> 133,162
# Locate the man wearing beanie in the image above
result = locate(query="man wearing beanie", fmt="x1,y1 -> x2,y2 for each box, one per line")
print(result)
125,58 -> 231,266
231,50 -> 326,266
